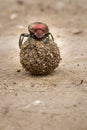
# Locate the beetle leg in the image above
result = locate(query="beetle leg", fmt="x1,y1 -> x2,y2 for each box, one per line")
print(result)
44,36 -> 49,44
27,34 -> 34,44
44,33 -> 54,43
48,33 -> 54,41
19,33 -> 30,49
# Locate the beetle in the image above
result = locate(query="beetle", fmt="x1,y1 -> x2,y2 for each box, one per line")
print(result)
19,22 -> 54,49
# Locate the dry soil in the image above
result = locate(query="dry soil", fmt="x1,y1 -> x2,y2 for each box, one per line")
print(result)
0,0 -> 87,130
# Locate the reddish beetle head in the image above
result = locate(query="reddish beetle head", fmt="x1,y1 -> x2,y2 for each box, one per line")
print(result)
28,22 -> 49,38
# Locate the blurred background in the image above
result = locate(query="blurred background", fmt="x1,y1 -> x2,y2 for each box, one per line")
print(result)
0,0 -> 87,36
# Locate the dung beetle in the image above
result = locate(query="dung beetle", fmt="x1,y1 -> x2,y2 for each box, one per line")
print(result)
19,22 -> 54,49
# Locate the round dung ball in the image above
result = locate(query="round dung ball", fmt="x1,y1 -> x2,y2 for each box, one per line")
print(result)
20,38 -> 61,75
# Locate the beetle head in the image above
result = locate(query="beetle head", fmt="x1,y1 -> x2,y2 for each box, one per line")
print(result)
28,22 -> 49,39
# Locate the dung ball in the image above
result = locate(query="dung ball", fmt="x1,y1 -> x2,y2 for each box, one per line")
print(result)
20,38 -> 61,75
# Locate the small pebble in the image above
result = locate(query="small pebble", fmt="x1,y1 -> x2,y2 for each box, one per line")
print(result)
32,100 -> 44,106
81,53 -> 83,56
17,69 -> 21,72
10,13 -> 17,20
72,30 -> 83,35
73,104 -> 77,107
13,82 -> 16,85
15,93 -> 17,96
17,0 -> 24,5
17,25 -> 24,29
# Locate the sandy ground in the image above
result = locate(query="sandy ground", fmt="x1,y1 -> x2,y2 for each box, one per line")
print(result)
0,0 -> 87,130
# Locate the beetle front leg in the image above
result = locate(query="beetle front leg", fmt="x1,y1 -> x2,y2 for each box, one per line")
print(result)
19,33 -> 30,49
44,36 -> 49,44
48,33 -> 54,41
44,33 -> 54,44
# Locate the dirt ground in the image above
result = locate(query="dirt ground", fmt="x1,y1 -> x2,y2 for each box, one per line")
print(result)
0,0 -> 87,130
